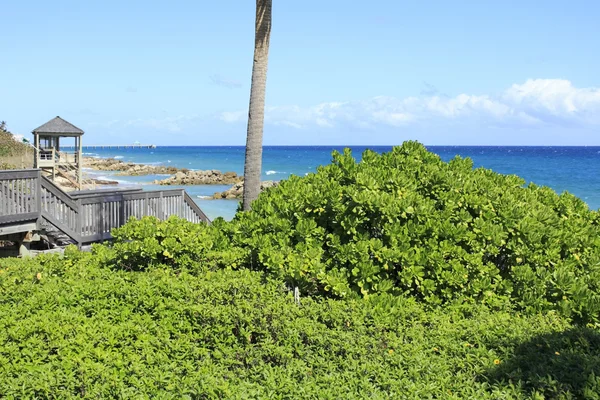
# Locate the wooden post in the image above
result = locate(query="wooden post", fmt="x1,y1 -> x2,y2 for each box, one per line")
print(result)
77,136 -> 83,190
158,191 -> 163,220
33,134 -> 38,168
75,198 -> 82,248
35,170 -> 42,229
51,148 -> 56,181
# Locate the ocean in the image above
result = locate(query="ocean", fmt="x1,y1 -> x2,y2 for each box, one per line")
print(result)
83,146 -> 600,221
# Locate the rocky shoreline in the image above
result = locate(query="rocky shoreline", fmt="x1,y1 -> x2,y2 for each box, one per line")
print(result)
83,157 -> 179,176
83,157 -> 242,185
153,170 -> 242,186
212,181 -> 279,199
83,156 -> 277,198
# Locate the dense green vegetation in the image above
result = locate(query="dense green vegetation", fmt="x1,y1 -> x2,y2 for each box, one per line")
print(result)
0,120 -> 31,169
2,250 -> 599,398
111,142 -> 600,323
2,141 -> 600,398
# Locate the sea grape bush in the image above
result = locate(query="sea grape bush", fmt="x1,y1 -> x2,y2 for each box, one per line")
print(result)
227,141 -> 600,323
108,216 -> 246,272
103,142 -> 600,324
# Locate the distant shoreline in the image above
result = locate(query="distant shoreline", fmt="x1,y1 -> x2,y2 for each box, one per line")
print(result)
82,157 -> 242,186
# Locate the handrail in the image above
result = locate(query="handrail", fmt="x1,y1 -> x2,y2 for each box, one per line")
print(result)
39,176 -> 80,243
0,170 -> 41,225
69,187 -> 143,199
184,190 -> 211,223
0,169 -> 210,244
40,176 -> 79,210
0,169 -> 40,179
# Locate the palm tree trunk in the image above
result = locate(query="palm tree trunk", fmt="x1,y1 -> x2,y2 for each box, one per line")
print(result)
242,0 -> 272,211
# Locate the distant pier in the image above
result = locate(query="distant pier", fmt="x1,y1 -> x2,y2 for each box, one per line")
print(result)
62,144 -> 157,149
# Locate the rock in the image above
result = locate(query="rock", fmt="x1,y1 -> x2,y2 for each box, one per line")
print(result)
213,180 -> 278,199
83,157 -> 185,176
154,170 -> 242,185
83,157 -> 243,185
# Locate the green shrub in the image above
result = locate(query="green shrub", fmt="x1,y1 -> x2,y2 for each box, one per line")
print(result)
2,253 -> 597,398
107,215 -> 247,272
225,142 -> 600,323
0,122 -> 30,158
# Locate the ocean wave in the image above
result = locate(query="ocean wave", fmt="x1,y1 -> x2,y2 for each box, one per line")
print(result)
114,156 -> 124,159
196,195 -> 214,200
266,170 -> 286,175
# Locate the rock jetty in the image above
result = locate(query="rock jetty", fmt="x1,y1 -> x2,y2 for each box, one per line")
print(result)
213,180 -> 278,199
84,157 -> 243,185
153,170 -> 242,186
83,157 -> 179,176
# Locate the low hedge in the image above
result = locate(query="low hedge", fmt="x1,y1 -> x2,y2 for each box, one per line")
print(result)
1,251 -> 599,398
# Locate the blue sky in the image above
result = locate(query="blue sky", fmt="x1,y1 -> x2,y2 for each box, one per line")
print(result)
2,0 -> 600,145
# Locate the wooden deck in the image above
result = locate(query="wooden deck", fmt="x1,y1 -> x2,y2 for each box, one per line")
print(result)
0,169 -> 209,245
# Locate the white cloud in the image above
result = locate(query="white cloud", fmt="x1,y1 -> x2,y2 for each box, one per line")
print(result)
218,79 -> 600,130
218,111 -> 246,123
503,79 -> 600,124
210,74 -> 243,89
124,115 -> 197,132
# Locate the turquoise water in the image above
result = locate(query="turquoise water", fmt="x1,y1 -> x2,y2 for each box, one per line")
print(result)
83,146 -> 600,220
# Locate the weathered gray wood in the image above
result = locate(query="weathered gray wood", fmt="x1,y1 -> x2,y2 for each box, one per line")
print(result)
1,169 -> 210,245
43,212 -> 79,243
184,191 -> 210,223
0,222 -> 38,236
69,187 -> 142,199
40,177 -> 78,210
0,169 -> 39,179
0,212 -> 39,225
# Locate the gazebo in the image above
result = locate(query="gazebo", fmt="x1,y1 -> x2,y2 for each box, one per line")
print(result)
32,116 -> 84,189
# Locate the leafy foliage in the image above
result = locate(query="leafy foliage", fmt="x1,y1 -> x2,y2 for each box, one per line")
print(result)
108,216 -> 245,272
2,252 -> 598,398
0,121 -> 30,158
223,141 -> 600,323
3,139 -> 600,396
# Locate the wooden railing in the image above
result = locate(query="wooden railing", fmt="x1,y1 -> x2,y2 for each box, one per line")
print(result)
0,170 -> 40,225
0,169 -> 210,244
40,176 -> 80,242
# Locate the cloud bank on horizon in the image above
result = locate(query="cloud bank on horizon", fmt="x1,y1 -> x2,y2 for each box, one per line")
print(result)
219,79 -> 600,132
10,79 -> 600,146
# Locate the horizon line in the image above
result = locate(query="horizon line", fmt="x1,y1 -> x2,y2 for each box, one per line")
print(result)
61,144 -> 600,148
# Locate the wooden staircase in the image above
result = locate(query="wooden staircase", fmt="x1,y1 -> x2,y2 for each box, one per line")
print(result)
0,169 -> 210,253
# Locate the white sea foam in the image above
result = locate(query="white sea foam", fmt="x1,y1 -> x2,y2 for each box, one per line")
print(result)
114,156 -> 124,159
266,170 -> 286,175
196,195 -> 213,200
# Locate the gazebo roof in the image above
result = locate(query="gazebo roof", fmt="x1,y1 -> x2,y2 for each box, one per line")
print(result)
32,116 -> 84,137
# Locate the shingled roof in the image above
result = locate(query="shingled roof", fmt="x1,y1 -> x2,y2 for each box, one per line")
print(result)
32,116 -> 84,136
